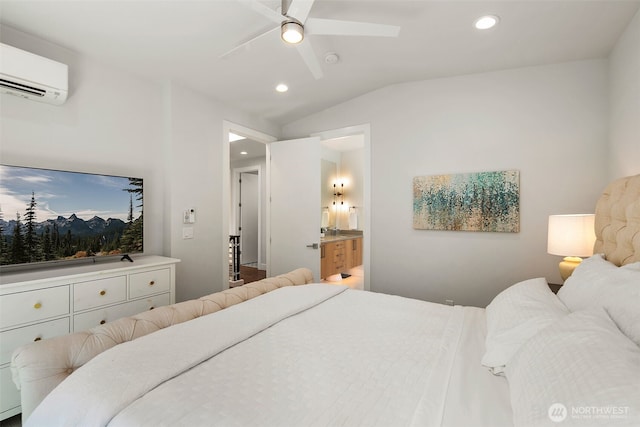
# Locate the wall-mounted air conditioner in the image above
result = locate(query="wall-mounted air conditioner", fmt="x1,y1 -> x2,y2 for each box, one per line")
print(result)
0,43 -> 68,105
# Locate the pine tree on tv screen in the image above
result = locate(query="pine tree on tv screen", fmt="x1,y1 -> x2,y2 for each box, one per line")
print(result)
0,165 -> 143,266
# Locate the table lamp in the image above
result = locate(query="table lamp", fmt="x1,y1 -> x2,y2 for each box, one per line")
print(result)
547,214 -> 596,281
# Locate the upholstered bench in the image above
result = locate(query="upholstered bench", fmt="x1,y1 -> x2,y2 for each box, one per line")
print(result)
11,267 -> 314,421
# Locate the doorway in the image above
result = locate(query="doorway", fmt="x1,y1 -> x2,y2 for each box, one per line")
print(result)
221,121 -> 370,291
228,128 -> 270,285
319,134 -> 366,290
313,124 -> 371,291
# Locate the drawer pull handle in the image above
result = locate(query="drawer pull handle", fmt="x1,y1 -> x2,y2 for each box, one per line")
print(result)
149,281 -> 155,286
100,320 -> 106,325
34,337 -> 42,342
33,302 -> 42,309
99,290 -> 106,296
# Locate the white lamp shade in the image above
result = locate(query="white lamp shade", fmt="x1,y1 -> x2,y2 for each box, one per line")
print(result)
547,214 -> 596,257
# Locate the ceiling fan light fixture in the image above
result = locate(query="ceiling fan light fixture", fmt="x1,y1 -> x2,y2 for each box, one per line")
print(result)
281,21 -> 304,44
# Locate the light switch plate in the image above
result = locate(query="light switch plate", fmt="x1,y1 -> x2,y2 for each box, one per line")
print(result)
182,227 -> 194,239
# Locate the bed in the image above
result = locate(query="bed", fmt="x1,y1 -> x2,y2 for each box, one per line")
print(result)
11,174 -> 640,427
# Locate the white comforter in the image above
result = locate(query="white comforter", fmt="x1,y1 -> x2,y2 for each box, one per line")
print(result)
27,284 -> 478,427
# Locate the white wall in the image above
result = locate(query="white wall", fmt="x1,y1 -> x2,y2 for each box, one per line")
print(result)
284,60 -> 609,307
320,147 -> 364,230
0,26 -> 280,302
321,147 -> 340,228
164,83 -> 278,301
321,158 -> 337,228
338,148 -> 364,230
3,24 -> 628,308
0,25 -> 166,256
609,10 -> 640,179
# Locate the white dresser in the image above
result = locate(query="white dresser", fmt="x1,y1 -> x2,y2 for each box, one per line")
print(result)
0,255 -> 180,420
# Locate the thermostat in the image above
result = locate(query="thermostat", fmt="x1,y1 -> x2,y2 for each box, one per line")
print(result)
183,208 -> 196,224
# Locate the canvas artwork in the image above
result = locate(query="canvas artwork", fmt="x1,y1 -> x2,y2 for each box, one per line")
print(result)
413,170 -> 520,233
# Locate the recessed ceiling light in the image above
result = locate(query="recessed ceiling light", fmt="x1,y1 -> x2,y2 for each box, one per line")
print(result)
474,15 -> 500,30
229,132 -> 246,142
276,83 -> 289,93
240,151 -> 248,155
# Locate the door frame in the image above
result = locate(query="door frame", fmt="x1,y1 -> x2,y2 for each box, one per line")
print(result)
311,124 -> 371,291
222,121 -> 372,291
231,165 -> 263,269
222,121 -> 276,289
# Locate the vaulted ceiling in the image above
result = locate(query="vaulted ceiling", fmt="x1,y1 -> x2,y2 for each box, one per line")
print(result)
1,1 -> 638,126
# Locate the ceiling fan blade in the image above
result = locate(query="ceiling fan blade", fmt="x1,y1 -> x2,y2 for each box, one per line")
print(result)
237,0 -> 284,25
220,26 -> 279,59
285,0 -> 315,23
305,18 -> 400,37
296,39 -> 323,80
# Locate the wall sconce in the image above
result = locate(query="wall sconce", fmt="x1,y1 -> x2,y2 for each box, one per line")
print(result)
333,183 -> 345,206
547,214 -> 596,281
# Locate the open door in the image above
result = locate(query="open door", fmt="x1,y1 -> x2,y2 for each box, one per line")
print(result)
268,137 -> 321,281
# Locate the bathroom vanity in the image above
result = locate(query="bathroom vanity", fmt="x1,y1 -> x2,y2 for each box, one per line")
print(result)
320,234 -> 362,279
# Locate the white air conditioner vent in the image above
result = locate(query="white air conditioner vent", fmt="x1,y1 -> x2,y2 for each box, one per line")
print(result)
0,43 -> 68,105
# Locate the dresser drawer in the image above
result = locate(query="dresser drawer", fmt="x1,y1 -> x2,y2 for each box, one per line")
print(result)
129,268 -> 171,299
1,365 -> 20,415
74,276 -> 127,312
0,286 -> 70,329
0,318 -> 69,365
73,293 -> 170,332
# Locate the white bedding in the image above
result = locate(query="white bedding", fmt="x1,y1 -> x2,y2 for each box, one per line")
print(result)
27,284 -> 509,427
442,306 -> 512,427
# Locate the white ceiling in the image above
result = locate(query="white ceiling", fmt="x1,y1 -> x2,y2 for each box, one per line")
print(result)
229,133 -> 362,162
321,134 -> 364,152
230,137 -> 266,162
1,1 -> 638,126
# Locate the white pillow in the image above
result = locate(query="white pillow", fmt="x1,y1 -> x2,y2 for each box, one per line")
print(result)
557,254 -> 640,312
482,278 -> 569,375
603,261 -> 640,346
505,308 -> 640,427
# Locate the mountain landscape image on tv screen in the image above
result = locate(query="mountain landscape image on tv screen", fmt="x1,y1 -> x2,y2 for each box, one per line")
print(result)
0,165 -> 143,267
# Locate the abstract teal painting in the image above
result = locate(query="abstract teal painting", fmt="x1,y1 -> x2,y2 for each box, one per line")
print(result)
413,170 -> 520,232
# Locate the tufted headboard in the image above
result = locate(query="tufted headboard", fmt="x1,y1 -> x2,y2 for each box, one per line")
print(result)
12,267 -> 314,422
593,174 -> 640,266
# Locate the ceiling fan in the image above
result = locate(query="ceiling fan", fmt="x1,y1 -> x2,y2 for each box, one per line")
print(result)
221,0 -> 401,79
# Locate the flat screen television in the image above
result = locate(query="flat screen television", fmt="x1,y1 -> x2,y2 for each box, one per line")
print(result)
0,164 -> 143,271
